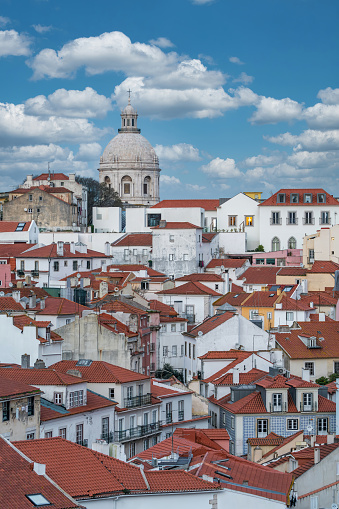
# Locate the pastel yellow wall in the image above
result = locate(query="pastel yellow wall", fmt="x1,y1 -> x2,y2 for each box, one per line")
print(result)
307,273 -> 335,292
241,305 -> 274,330
243,192 -> 262,200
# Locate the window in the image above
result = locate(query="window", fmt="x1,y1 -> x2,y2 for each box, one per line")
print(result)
171,324 -> 176,332
290,193 -> 299,203
185,341 -> 187,356
28,208 -> 32,213
287,419 -> 298,430
20,260 -> 25,271
26,432 -> 35,440
28,194 -> 33,201
73,261 -> 77,271
304,193 -> 312,203
66,318 -> 71,325
277,193 -> 285,203
166,402 -> 172,423
222,412 -> 226,426
273,393 -> 282,411
172,345 -> 177,357
286,311 -> 294,321
180,322 -> 185,331
228,215 -> 237,226
27,397 -> 34,416
59,428 -> 66,439
189,343 -> 191,358
288,237 -> 297,249
169,235 -> 175,242
54,393 -> 63,405
127,386 -> 133,399
144,438 -> 150,450
267,311 -> 272,319
193,344 -> 195,359
69,390 -> 84,408
245,216 -> 254,226
266,258 -> 275,265
25,494 -> 51,506
304,362 -> 314,376
334,362 -> 339,374
102,417 -> 109,440
215,284 -> 219,290
124,183 -> 131,194
271,212 -> 281,225
231,415 -> 235,429
129,442 -> 136,458
169,254 -> 174,261
256,258 -> 265,265
257,419 -> 268,437
64,260 -> 68,266
45,431 -> 53,438
86,260 -> 90,269
163,346 -> 168,357
304,211 -> 313,224
109,388 -> 115,399
178,400 -> 184,421
152,410 -> 157,423
181,344 -> 184,356
317,193 -> 326,203
138,384 -> 143,396
320,211 -> 330,224
37,208 -> 40,213
230,441 -> 235,455
39,196 -> 43,201
303,392 -> 312,411
75,424 -> 83,445
317,418 -> 328,433
53,261 -> 59,272
272,237 -> 280,251
2,401 -> 9,422
308,248 -> 315,262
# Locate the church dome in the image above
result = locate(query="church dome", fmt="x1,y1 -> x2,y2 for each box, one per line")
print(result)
102,133 -> 159,164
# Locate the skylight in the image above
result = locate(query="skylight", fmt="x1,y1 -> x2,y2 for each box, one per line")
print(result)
26,494 -> 51,506
76,359 -> 92,367
269,293 -> 275,297
233,294 -> 239,298
15,222 -> 26,231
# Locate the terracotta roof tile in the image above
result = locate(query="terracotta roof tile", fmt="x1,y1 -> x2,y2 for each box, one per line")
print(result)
50,360 -> 149,383
150,199 -> 219,211
41,390 -> 116,421
212,292 -> 248,307
215,391 -> 268,414
0,221 -> 32,232
240,266 -> 280,285
242,291 -> 281,308
248,432 -> 285,447
309,260 -> 339,273
259,189 -> 339,207
0,376 -> 41,398
277,267 -> 309,276
111,233 -> 152,247
204,367 -> 267,386
207,258 -> 248,269
33,173 -> 69,180
186,311 -> 234,336
176,273 -> 224,282
148,299 -> 177,316
151,221 -> 202,230
292,443 -> 339,477
20,243 -> 108,259
158,281 -> 221,296
0,368 -> 85,386
0,296 -> 25,311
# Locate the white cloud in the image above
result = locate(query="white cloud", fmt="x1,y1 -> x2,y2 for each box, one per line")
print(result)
287,150 -> 339,169
0,16 -> 10,27
160,175 -> 181,185
229,56 -> 244,65
243,153 -> 283,167
302,103 -> 339,130
74,143 -> 102,161
266,129 -> 339,152
32,24 -> 53,34
0,30 -> 31,57
245,167 -> 266,180
149,37 -> 174,48
201,157 -> 241,178
28,31 -> 179,79
233,72 -> 254,85
317,87 -> 339,105
0,144 -> 71,163
250,96 -> 303,124
0,102 -> 106,146
186,183 -> 206,191
24,88 -> 112,119
155,143 -> 201,161
191,0 -> 214,4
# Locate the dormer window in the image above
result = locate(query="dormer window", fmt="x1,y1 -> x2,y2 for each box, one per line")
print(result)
290,193 -> 299,203
317,193 -> 326,203
277,193 -> 286,203
304,193 -> 312,203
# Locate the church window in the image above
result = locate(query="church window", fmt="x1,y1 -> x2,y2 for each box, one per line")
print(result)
132,119 -> 134,126
124,183 -> 131,194
143,183 -> 148,195
127,119 -> 130,126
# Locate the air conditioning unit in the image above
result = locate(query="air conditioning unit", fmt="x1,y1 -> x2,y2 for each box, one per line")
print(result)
278,367 -> 285,374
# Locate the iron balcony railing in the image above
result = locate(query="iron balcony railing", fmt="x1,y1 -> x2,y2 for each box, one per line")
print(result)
124,393 -> 152,408
166,412 -> 172,424
286,218 -> 298,225
178,410 -> 184,421
300,401 -> 317,412
270,217 -> 282,225
319,216 -> 331,225
302,217 -> 315,225
109,421 -> 162,442
269,402 -> 287,413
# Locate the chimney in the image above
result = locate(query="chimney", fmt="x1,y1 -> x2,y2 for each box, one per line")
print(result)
57,241 -> 64,257
12,290 -> 21,303
233,367 -> 240,384
253,446 -> 263,462
277,288 -> 281,296
40,298 -> 45,310
28,293 -> 36,309
25,275 -> 31,285
302,367 -> 311,382
69,173 -> 75,182
311,435 -> 316,447
21,354 -> 30,369
34,359 -> 46,369
314,447 -> 320,464
310,301 -> 314,308
33,463 -> 46,475
159,220 -> 167,228
328,434 -> 335,444
105,242 -> 110,257
70,241 -> 75,254
318,312 -> 326,322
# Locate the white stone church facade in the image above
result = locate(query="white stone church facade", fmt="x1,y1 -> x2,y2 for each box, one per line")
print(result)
98,99 -> 160,206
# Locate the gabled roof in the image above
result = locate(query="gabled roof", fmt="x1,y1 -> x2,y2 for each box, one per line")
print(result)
151,221 -> 201,230
259,188 -> 339,207
309,260 -> 339,273
248,431 -> 285,447
277,267 -> 309,276
275,295 -> 313,311
132,436 -> 215,461
0,376 -> 41,399
111,233 -> 152,247
33,173 -> 69,181
14,437 -> 216,498
0,437 -> 80,509
148,299 -> 177,316
0,221 -> 32,232
241,291 -> 281,308
50,360 -> 149,383
213,391 -> 268,414
0,296 -> 25,312
33,297 -> 90,316
19,243 -> 108,259
0,368 -> 85,387
175,273 -> 224,282
212,292 -> 248,307
186,312 -> 235,337
300,291 -> 338,306
204,367 -> 267,386
101,299 -> 147,316
98,312 -> 138,337
292,443 -> 339,478
206,258 -> 248,269
151,380 -> 191,399
158,281 -> 221,296
0,243 -> 35,258
240,266 -> 280,285
107,264 -> 165,277
150,199 -> 219,211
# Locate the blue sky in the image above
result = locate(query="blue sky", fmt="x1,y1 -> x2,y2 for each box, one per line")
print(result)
0,0 -> 338,199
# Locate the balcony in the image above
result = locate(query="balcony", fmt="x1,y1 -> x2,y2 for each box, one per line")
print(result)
166,412 -> 172,424
111,421 -> 162,442
270,217 -> 282,225
300,401 -> 317,412
179,313 -> 195,323
178,410 -> 184,421
123,393 -> 152,408
269,402 -> 287,413
319,216 -> 331,225
17,270 -> 25,278
286,218 -> 298,225
31,270 -> 39,278
302,217 -> 315,225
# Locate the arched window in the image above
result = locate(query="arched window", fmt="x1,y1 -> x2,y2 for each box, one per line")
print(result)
104,176 -> 111,190
288,237 -> 296,249
272,237 -> 280,252
143,176 -> 151,195
122,175 -> 132,195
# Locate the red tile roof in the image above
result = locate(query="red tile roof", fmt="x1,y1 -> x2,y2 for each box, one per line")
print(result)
0,376 -> 41,398
132,436 -> 215,461
241,291 -> 281,308
175,273 -> 224,282
309,313 -> 335,322
151,380 -> 191,399
158,281 -> 221,296
240,266 -> 280,285
0,437 -> 80,508
212,292 -> 248,307
50,360 -> 150,383
0,221 -> 32,232
274,321 -> 339,359
33,173 -> 69,181
259,189 -> 339,207
33,297 -> 90,316
107,264 -> 165,277
202,233 -> 217,243
20,243 -> 108,259
291,443 -> 339,478
148,299 -> 177,316
204,367 -> 267,386
98,313 -> 138,337
199,350 -> 251,360
277,267 -> 309,276
0,296 -> 25,311
101,299 -> 148,316
206,258 -> 248,269
111,233 -> 152,247
248,431 -> 285,447
309,260 -> 339,273
186,311 -> 235,337
41,390 -> 116,421
261,431 -> 304,459
151,199 -> 219,211
151,221 -> 201,229
275,295 -> 313,311
213,391 -> 268,414
0,243 -> 35,259
0,368 -> 85,386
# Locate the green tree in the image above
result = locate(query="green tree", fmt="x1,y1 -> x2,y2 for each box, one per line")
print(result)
254,244 -> 265,252
155,363 -> 184,383
75,176 -> 122,225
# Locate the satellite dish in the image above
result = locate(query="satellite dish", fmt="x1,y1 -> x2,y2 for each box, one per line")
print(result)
114,287 -> 119,292
76,273 -> 81,279
24,208 -> 27,212
198,331 -> 203,337
9,282 -> 13,287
